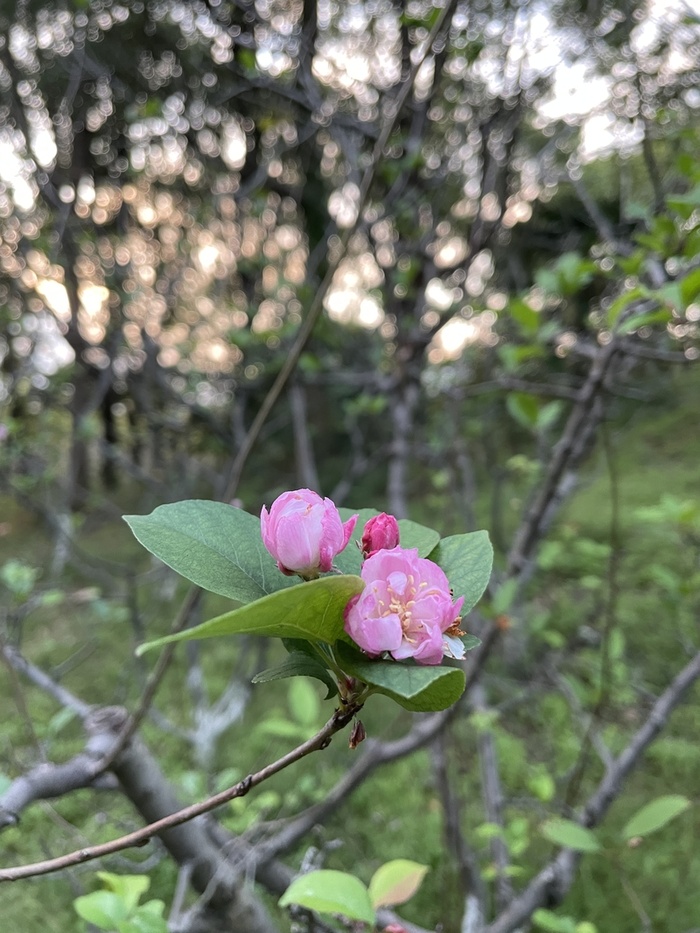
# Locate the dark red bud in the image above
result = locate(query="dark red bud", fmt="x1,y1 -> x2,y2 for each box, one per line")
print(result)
361,513 -> 400,559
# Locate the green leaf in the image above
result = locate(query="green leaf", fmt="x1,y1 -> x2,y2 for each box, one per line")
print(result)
507,392 -> 540,429
533,909 -> 577,933
288,677 -> 321,726
139,900 -> 167,917
258,718 -> 309,740
136,575 -> 363,655
96,872 -> 149,912
252,652 -> 338,698
540,819 -> 601,853
368,859 -> 429,909
509,298 -> 540,335
74,892 -> 129,929
429,530 -> 493,613
528,771 -> 555,803
237,48 -> 257,72
460,633 -> 481,652
397,519 -> 441,557
118,903 -> 168,933
657,282 -> 684,312
124,501 -> 294,604
279,870 -> 375,924
615,308 -> 671,335
536,401 -> 564,433
622,795 -> 691,840
492,578 -> 517,615
47,706 -> 77,737
336,643 -> 466,712
680,266 -> 700,305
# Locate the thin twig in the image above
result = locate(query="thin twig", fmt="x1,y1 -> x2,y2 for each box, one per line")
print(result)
564,422 -> 621,809
0,702 -> 361,882
1,642 -> 91,720
473,684 -> 513,911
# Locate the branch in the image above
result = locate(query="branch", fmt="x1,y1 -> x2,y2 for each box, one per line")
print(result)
93,585 -> 204,772
484,649 -> 700,933
254,635 -> 497,864
1,642 -> 91,719
473,684 -> 513,912
0,751 -> 116,831
432,730 -> 488,931
507,340 -> 619,576
289,381 -> 321,492
0,702 -> 361,883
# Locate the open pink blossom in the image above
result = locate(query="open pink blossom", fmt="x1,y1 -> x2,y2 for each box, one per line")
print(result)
261,488 -> 357,578
343,546 -> 465,665
361,512 -> 400,559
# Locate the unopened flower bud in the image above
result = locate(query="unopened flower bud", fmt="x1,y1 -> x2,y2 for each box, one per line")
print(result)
361,513 -> 400,559
261,489 -> 357,579
349,719 -> 367,749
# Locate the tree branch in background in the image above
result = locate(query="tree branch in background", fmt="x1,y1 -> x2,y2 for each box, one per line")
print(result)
289,380 -> 321,492
1,642 -> 91,719
563,423 -> 621,810
432,729 -> 488,933
472,684 -> 513,912
507,340 -> 619,577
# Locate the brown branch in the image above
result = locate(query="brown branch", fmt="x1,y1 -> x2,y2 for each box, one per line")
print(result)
473,684 -> 513,912
0,753 -> 116,832
289,381 -> 321,492
254,635 -> 497,864
432,730 -> 488,927
507,340 -> 619,576
563,423 -> 621,810
0,702 -> 361,883
92,585 -> 204,773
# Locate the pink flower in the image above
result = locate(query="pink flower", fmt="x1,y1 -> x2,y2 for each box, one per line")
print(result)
361,512 -> 400,559
343,546 -> 465,665
261,489 -> 358,579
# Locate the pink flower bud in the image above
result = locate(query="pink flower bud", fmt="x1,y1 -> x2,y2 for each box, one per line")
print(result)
261,488 -> 358,579
344,546 -> 464,665
361,512 -> 400,559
